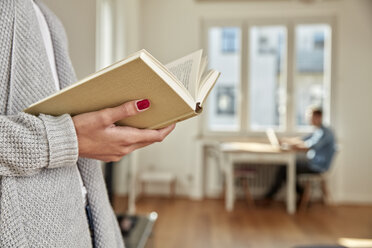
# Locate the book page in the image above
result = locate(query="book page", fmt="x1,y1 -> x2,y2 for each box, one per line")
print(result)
165,50 -> 203,99
198,56 -> 207,84
196,70 -> 220,106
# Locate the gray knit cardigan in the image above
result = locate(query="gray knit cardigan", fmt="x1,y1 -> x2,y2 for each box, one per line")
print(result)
0,0 -> 124,247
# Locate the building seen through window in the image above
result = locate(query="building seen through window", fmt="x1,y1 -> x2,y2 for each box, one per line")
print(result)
295,24 -> 331,128
221,28 -> 239,53
207,27 -> 241,131
249,26 -> 287,130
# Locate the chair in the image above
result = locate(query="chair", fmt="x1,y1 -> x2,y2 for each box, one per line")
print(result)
298,151 -> 338,211
233,165 -> 257,207
208,144 -> 256,208
298,172 -> 330,211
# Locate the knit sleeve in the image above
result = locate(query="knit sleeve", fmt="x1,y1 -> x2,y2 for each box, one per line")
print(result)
0,112 -> 78,177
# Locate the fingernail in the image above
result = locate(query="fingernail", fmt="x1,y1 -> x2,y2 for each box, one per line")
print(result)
136,99 -> 150,111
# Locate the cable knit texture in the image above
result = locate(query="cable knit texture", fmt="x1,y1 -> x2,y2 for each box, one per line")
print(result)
0,0 -> 124,247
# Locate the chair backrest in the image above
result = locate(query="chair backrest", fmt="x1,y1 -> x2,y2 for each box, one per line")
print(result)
322,146 -> 340,179
298,147 -> 339,182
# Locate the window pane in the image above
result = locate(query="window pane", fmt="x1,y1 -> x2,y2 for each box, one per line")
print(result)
207,27 -> 241,131
295,24 -> 331,128
249,26 -> 287,130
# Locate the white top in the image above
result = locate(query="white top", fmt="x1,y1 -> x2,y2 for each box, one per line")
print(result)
32,1 -> 87,205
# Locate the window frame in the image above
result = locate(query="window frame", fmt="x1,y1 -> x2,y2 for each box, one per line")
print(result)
200,19 -> 245,136
200,16 -> 337,139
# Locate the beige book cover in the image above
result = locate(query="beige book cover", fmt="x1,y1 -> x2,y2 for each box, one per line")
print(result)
24,49 -> 220,129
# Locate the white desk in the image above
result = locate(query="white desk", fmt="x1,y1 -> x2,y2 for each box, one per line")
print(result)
220,142 -> 296,214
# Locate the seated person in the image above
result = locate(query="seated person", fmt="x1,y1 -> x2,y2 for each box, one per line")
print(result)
264,107 -> 336,201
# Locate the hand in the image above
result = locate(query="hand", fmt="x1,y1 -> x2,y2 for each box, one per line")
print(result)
291,143 -> 309,152
281,137 -> 303,146
72,99 -> 176,162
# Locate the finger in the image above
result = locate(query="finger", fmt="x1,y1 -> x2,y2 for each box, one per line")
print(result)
95,155 -> 122,163
115,142 -> 154,157
134,124 -> 175,143
158,123 -> 176,135
112,124 -> 176,145
100,99 -> 151,125
157,124 -> 176,140
125,141 -> 153,153
95,142 -> 153,162
108,126 -> 160,144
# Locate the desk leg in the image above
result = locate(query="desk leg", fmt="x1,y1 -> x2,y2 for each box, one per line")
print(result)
287,154 -> 296,214
225,154 -> 234,212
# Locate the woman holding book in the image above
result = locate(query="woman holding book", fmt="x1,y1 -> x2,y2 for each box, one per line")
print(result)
0,1 -> 175,247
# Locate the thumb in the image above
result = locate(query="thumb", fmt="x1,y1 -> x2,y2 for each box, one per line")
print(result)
103,99 -> 151,124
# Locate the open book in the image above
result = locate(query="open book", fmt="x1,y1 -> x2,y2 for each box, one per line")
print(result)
24,49 -> 220,129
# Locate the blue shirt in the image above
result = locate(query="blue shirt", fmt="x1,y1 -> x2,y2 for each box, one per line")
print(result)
302,126 -> 336,172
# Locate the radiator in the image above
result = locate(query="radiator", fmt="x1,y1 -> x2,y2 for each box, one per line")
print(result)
204,147 -> 283,198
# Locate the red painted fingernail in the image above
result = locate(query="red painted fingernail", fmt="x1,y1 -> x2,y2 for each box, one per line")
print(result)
136,99 -> 150,111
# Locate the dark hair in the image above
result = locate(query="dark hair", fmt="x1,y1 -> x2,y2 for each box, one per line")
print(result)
312,107 -> 323,117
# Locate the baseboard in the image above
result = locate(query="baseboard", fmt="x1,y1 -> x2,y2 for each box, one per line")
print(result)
331,192 -> 372,205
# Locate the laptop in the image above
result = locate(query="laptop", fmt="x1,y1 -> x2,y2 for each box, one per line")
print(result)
266,128 -> 290,151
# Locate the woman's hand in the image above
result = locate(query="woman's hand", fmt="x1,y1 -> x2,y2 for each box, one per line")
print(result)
72,99 -> 175,162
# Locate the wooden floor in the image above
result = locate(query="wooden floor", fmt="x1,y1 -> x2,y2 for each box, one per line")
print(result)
113,197 -> 372,248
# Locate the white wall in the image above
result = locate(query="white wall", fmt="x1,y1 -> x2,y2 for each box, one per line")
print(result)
42,0 -> 96,79
136,0 -> 372,203
335,0 -> 372,203
44,0 -> 372,203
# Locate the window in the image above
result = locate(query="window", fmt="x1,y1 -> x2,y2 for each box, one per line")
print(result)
295,24 -> 332,129
221,28 -> 239,53
207,27 -> 241,131
249,26 -> 287,130
204,19 -> 333,134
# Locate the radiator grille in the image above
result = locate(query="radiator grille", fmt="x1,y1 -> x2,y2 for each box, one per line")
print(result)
204,146 -> 284,198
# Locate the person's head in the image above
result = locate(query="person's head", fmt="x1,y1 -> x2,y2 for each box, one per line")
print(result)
306,106 -> 323,127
